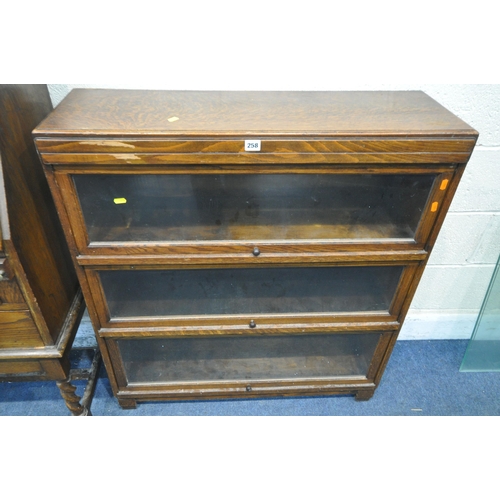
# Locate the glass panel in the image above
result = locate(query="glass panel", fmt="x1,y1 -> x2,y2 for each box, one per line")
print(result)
100,266 -> 403,318
460,254 -> 500,372
117,333 -> 382,384
73,173 -> 435,243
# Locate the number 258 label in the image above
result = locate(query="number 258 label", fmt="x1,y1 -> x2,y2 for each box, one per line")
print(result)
245,140 -> 261,152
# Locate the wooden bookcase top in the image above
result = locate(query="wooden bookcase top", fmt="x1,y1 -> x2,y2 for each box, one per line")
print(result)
33,89 -> 478,138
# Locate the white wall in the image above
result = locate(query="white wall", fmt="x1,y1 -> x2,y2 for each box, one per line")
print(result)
47,84 -> 500,340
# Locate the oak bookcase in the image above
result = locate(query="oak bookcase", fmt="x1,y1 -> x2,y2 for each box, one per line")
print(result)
33,90 -> 477,408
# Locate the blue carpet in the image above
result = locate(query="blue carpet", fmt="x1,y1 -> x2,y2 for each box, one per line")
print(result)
1,340 -> 499,416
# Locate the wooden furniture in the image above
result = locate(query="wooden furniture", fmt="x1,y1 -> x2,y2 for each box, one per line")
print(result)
0,85 -> 99,416
33,89 -> 478,408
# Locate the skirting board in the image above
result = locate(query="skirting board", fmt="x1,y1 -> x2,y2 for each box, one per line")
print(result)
399,312 -> 478,340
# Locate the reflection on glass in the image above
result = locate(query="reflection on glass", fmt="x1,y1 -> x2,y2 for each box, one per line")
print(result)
460,254 -> 500,372
100,266 -> 403,318
118,333 -> 382,384
73,173 -> 435,242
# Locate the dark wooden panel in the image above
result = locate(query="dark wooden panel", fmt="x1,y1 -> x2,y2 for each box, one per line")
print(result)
0,85 -> 79,343
0,152 -> 7,253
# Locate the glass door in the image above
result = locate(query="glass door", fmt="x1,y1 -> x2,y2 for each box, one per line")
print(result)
72,172 -> 438,245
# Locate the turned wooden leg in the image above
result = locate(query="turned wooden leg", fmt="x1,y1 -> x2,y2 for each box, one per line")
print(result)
56,347 -> 101,416
118,398 -> 137,410
355,389 -> 375,401
57,378 -> 89,416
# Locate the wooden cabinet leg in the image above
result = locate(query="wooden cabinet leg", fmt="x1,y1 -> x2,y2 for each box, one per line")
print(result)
355,389 -> 375,401
56,347 -> 101,416
118,398 -> 137,410
57,379 -> 88,416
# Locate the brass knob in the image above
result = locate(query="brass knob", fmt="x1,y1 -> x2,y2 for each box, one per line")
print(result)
249,320 -> 256,328
246,385 -> 252,392
252,247 -> 260,256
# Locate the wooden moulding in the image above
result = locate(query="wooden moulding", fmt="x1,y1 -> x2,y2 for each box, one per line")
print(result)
36,137 -> 475,165
76,252 -> 428,267
51,164 -> 458,175
34,138 -> 477,155
98,321 -> 401,339
115,382 -> 378,403
0,289 -> 85,383
0,290 -> 84,362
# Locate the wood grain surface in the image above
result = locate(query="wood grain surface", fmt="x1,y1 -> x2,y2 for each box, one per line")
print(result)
0,85 -> 85,387
0,85 -> 79,343
33,90 -> 478,137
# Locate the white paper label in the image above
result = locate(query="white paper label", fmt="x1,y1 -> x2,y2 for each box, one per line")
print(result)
245,140 -> 261,152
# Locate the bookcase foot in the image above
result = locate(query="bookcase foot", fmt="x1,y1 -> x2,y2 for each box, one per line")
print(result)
355,389 -> 375,401
118,398 -> 138,410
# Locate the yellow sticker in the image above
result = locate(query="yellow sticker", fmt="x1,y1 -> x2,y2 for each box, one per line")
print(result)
431,201 -> 439,212
114,198 -> 127,205
440,179 -> 449,190
167,116 -> 179,123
